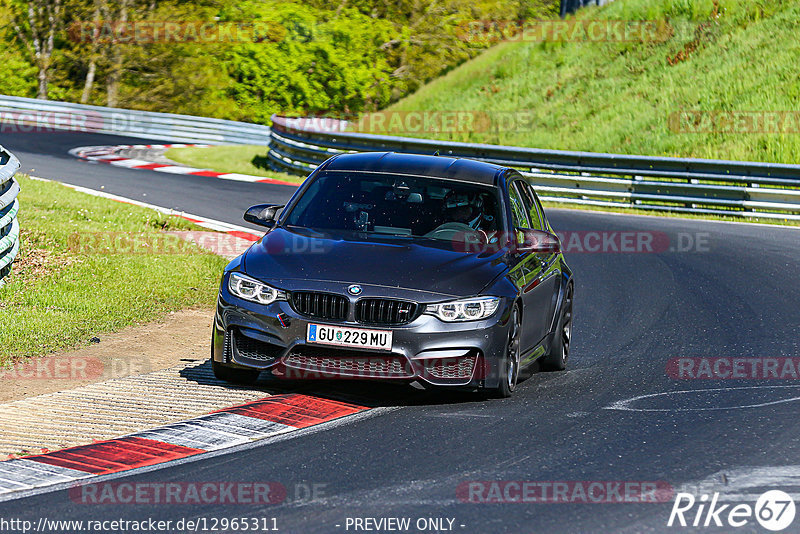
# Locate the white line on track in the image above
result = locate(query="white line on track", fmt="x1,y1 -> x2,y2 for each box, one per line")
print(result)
604,385 -> 800,412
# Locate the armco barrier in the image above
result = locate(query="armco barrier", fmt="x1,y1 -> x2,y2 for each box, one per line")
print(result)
0,146 -> 21,284
267,115 -> 800,221
0,94 -> 271,145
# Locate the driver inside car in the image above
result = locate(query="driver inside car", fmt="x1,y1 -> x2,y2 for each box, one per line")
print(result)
425,192 -> 495,245
446,197 -> 483,229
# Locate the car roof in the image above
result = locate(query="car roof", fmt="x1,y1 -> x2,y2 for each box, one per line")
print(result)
321,152 -> 507,185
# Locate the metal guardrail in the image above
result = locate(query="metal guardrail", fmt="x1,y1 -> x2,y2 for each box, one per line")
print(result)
0,146 -> 21,284
0,95 -> 271,145
268,115 -> 800,221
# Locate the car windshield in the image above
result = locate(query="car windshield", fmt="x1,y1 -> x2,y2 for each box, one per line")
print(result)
283,171 -> 503,241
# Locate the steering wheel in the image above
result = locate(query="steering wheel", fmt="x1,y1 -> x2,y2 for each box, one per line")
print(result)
424,222 -> 486,242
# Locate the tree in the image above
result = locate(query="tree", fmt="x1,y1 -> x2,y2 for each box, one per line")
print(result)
8,0 -> 64,99
103,0 -> 127,106
78,0 -> 100,103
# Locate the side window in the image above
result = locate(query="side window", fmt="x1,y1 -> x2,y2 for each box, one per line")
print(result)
530,190 -> 548,231
508,182 -> 530,229
517,181 -> 545,231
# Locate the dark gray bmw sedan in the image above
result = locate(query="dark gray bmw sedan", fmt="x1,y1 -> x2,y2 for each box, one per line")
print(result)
212,152 -> 573,397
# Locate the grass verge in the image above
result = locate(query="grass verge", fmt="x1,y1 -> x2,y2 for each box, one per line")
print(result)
0,176 -> 228,365
164,145 -> 305,184
385,0 -> 800,164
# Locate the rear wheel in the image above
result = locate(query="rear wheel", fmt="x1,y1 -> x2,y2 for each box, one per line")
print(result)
540,285 -> 573,371
212,359 -> 260,385
487,306 -> 521,398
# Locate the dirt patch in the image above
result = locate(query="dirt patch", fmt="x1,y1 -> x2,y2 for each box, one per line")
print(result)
0,308 -> 213,403
1,228 -> 78,289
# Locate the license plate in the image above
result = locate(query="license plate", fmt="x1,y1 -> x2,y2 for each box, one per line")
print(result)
307,324 -> 392,351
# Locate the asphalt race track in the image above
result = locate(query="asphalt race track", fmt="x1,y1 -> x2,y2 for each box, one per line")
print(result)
2,128 -> 800,533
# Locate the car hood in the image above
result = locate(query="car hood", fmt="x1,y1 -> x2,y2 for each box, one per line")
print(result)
242,227 -> 509,298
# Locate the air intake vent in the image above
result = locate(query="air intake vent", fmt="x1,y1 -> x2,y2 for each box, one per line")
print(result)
355,299 -> 417,325
232,329 -> 283,363
283,346 -> 413,378
422,355 -> 477,380
291,292 -> 349,321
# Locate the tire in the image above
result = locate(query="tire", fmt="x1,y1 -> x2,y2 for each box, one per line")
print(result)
540,285 -> 573,372
212,358 -> 261,385
487,306 -> 521,398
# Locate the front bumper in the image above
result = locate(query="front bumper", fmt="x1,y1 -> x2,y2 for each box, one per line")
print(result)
212,290 -> 512,389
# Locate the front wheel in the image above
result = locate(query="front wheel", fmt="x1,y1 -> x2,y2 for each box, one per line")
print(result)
487,306 -> 521,398
540,285 -> 573,372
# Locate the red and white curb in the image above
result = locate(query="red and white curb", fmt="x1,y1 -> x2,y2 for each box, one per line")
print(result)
0,394 -> 368,499
68,144 -> 298,186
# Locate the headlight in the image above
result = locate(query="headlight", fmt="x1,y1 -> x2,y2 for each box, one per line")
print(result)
426,296 -> 500,322
228,272 -> 286,305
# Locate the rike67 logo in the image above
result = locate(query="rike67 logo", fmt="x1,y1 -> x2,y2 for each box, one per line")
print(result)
668,490 -> 796,531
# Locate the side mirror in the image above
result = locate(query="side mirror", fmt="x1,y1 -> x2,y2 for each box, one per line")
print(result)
244,204 -> 284,228
516,229 -> 560,254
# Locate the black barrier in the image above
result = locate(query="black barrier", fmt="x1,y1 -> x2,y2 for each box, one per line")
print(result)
0,146 -> 20,285
560,0 -> 607,18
